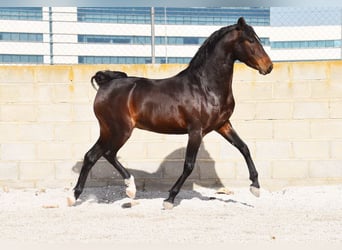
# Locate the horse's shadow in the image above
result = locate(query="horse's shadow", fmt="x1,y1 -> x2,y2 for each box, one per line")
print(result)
72,144 -> 250,207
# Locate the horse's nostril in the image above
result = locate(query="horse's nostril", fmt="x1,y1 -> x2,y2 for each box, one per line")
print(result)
268,64 -> 273,73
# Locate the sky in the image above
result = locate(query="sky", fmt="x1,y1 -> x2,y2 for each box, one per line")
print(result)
271,7 -> 342,26
0,0 -> 342,8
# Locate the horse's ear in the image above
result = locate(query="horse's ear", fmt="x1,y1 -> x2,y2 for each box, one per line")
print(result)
237,17 -> 246,29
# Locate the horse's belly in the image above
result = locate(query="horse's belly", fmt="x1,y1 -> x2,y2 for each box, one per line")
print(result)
135,112 -> 189,134
143,127 -> 188,135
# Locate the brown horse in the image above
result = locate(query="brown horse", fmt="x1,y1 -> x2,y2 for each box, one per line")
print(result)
70,17 -> 273,209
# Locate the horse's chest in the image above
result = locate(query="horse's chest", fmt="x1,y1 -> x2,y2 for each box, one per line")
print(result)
215,96 -> 235,124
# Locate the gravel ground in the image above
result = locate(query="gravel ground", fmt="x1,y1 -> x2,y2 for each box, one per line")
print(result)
0,184 -> 341,245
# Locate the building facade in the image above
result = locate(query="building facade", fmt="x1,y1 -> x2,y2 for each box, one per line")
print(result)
0,7 -> 341,64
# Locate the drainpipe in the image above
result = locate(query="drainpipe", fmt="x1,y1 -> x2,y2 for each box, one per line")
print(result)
151,7 -> 155,64
49,7 -> 53,65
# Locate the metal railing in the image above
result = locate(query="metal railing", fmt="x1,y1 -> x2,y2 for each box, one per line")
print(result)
0,7 -> 341,64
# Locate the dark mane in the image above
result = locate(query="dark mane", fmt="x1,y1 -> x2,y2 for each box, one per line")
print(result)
182,24 -> 237,73
179,21 -> 259,75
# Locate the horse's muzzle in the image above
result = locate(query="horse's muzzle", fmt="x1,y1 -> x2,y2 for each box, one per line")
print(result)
259,63 -> 273,75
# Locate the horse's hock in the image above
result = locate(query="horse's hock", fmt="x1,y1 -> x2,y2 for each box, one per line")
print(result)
1,62 -> 342,190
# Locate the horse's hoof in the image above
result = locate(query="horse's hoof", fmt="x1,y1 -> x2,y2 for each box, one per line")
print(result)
163,201 -> 174,210
122,200 -> 140,209
250,186 -> 260,197
67,196 -> 76,207
126,187 -> 136,199
125,175 -> 136,199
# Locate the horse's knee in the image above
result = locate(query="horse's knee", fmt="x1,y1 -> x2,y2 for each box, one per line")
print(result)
183,162 -> 195,176
84,152 -> 98,166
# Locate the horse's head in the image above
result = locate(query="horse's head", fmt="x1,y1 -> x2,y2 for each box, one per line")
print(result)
233,17 -> 273,75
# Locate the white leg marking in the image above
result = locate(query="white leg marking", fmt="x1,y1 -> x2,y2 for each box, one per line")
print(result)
66,190 -> 76,207
162,201 -> 174,210
250,186 -> 260,197
125,175 -> 136,199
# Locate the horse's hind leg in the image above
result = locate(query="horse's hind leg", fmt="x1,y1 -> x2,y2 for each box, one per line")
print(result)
100,125 -> 136,198
216,121 -> 260,197
67,139 -> 106,206
103,150 -> 136,199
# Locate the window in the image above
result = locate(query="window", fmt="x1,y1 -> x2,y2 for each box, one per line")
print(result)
271,40 -> 341,49
78,35 -> 151,44
0,54 -> 43,64
78,34 -> 205,45
0,32 -> 43,42
78,34 -> 270,47
77,7 -> 270,26
183,37 -> 199,45
260,38 -> 270,46
79,56 -> 152,64
79,56 -> 192,64
77,7 -> 151,24
163,57 -> 192,64
155,7 -> 270,26
0,7 -> 42,20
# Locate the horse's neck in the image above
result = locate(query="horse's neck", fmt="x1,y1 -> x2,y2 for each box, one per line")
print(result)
203,59 -> 234,91
179,60 -> 234,108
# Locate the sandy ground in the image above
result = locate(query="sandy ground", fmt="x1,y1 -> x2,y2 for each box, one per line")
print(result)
0,184 -> 342,245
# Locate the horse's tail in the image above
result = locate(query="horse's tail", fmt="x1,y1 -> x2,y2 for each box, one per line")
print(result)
91,70 -> 128,90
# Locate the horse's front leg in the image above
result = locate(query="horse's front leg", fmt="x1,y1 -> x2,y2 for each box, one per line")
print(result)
163,129 -> 202,209
216,121 -> 260,197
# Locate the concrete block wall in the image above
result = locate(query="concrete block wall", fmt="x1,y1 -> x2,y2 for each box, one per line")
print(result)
0,62 -> 341,191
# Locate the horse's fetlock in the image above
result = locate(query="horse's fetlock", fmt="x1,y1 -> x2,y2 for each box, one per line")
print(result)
125,175 -> 136,199
74,188 -> 82,200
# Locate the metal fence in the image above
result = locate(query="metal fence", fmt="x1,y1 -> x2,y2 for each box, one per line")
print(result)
0,7 -> 341,64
